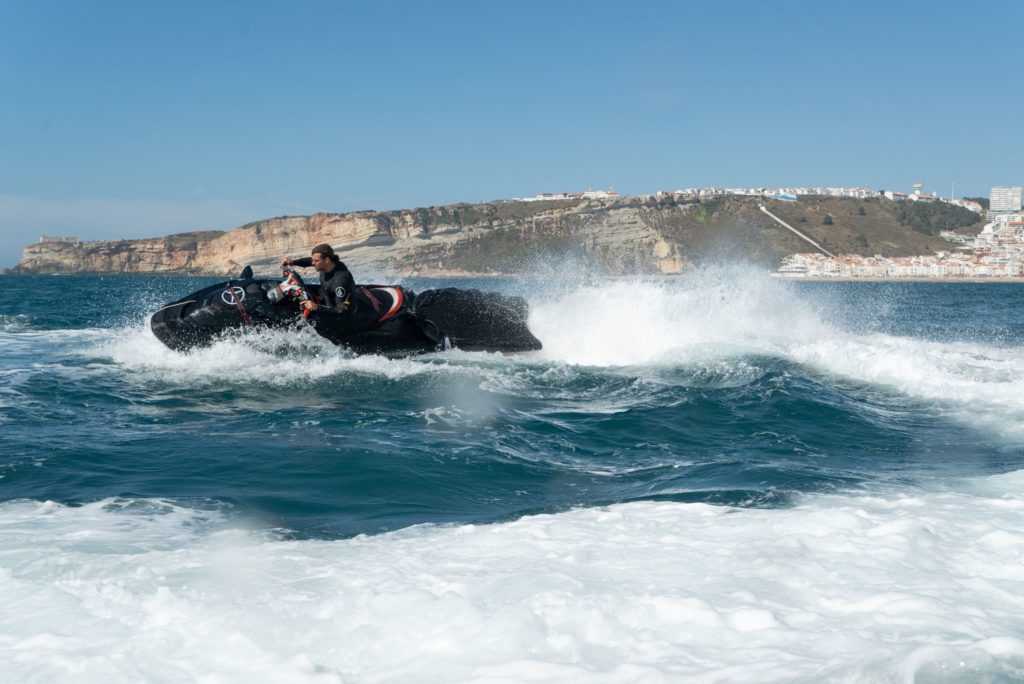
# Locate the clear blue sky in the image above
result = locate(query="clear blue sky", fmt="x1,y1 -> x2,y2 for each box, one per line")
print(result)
2,0 -> 1022,267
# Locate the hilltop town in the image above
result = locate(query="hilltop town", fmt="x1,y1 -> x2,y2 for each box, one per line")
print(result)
773,184 -> 1022,279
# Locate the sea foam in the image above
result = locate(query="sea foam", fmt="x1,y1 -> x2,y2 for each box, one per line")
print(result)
2,472 -> 1023,683
528,266 -> 1024,441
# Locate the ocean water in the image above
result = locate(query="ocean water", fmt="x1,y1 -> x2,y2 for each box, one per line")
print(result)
1,266 -> 1023,683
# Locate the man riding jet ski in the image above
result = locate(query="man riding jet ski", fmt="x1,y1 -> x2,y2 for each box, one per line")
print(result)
279,244 -> 383,339
149,245 -> 542,357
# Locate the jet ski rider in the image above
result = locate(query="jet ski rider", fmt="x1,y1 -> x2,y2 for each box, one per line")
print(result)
280,244 -> 379,333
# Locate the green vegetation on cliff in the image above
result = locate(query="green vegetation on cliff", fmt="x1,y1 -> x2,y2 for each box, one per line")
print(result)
896,200 -> 981,236
412,199 -> 584,231
651,196 -> 983,265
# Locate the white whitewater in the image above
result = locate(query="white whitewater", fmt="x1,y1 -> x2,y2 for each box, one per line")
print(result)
1,474 -> 1023,682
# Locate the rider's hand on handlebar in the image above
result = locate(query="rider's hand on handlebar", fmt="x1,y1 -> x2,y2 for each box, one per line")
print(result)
300,300 -> 318,312
280,258 -> 292,267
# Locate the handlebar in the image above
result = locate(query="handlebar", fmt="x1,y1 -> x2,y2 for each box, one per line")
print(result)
268,268 -> 313,317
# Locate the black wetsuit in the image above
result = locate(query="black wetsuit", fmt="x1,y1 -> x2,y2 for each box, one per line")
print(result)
290,256 -> 379,336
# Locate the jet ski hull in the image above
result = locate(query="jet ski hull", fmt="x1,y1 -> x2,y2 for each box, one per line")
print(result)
150,274 -> 542,356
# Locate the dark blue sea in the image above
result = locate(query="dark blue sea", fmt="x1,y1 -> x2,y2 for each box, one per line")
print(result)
2,267 -> 1023,682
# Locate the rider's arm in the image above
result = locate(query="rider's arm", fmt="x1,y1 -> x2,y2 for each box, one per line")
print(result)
285,257 -> 313,268
307,298 -> 347,323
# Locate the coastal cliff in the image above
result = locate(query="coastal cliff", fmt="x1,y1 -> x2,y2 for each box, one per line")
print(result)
15,232 -> 226,274
10,196 -> 981,276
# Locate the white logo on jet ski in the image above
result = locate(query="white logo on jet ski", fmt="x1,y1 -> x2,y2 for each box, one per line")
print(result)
221,287 -> 246,305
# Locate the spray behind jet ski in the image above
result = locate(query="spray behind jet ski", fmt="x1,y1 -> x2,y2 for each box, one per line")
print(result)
150,265 -> 542,357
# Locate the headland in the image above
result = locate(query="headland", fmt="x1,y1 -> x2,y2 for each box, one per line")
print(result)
6,193 -> 990,278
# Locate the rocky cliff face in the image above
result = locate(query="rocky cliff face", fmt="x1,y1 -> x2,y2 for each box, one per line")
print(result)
11,195 -> 975,276
183,199 -> 692,277
12,198 -> 690,276
14,232 -> 226,274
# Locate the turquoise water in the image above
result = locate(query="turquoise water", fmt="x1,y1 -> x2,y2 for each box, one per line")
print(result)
2,268 -> 1023,681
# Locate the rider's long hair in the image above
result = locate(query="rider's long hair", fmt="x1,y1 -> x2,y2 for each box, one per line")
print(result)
311,243 -> 341,264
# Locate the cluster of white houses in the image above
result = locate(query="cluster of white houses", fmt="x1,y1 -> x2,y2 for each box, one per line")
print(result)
672,186 -> 880,201
525,185 -> 912,204
37,235 -> 81,244
669,184 -> 986,213
521,188 -> 621,201
777,186 -> 1024,279
778,249 -> 1024,279
521,183 -> 997,216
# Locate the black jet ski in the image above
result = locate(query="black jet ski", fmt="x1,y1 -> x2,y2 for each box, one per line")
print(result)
150,265 -> 542,356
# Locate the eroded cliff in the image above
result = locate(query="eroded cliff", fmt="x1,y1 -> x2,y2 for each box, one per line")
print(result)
13,198 -> 689,276
14,232 -> 226,274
